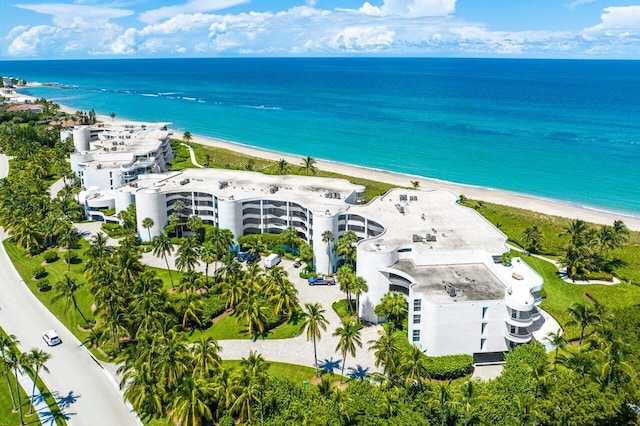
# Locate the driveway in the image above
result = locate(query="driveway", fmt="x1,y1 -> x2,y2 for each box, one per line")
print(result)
0,154 -> 140,426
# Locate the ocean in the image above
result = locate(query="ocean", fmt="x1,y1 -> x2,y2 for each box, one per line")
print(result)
1,58 -> 639,216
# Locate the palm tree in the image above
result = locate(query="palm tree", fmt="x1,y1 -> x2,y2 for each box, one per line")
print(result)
563,219 -> 588,247
27,348 -> 51,415
205,226 -> 234,272
190,337 -> 221,377
521,225 -> 544,254
172,200 -> 186,236
0,334 -> 18,412
300,156 -> 317,175
351,276 -> 368,320
52,274 -> 88,324
122,362 -> 164,418
9,217 -> 43,252
239,350 -> 269,424
333,319 -> 362,382
186,215 -> 203,236
567,303 -> 600,348
275,158 -> 290,175
152,232 -> 175,289
109,112 -> 116,122
58,225 -> 79,271
300,303 -> 329,376
612,220 -> 629,246
337,264 -> 355,312
280,226 -> 299,250
183,131 -> 192,143
429,381 -> 456,426
374,292 -> 408,331
198,241 -> 216,285
368,326 -> 402,378
142,217 -> 154,241
322,230 -> 334,271
335,230 -> 358,268
410,180 -> 420,189
175,237 -> 201,273
168,375 -> 214,426
545,329 -> 568,370
398,344 -> 429,388
267,269 -> 299,319
7,350 -> 29,425
557,347 -> 596,384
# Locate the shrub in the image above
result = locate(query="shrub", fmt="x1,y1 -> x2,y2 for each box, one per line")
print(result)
584,271 -> 614,282
424,354 -> 474,380
37,279 -> 51,292
43,249 -> 59,263
263,308 -> 285,331
203,295 -> 227,319
32,266 -> 47,279
299,271 -> 316,279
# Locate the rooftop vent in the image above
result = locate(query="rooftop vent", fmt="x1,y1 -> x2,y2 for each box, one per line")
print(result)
444,283 -> 457,297
269,186 -> 279,194
395,203 -> 405,214
179,178 -> 190,185
399,194 -> 408,201
218,181 -> 229,189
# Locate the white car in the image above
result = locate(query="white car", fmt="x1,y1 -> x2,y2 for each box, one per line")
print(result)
42,330 -> 62,346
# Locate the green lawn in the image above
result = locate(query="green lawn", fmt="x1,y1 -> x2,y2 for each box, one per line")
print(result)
188,310 -> 305,341
168,142 -> 195,171
523,255 -> 640,340
222,360 -> 319,385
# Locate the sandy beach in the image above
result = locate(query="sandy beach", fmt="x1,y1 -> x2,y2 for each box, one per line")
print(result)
10,89 -> 640,231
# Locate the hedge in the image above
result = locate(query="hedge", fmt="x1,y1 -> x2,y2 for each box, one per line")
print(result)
425,354 -> 474,380
204,295 -> 227,320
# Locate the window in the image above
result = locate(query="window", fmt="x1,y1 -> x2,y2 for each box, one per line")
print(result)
412,330 -> 420,342
482,306 -> 488,318
481,338 -> 486,350
481,322 -> 487,334
413,314 -> 421,324
413,299 -> 422,312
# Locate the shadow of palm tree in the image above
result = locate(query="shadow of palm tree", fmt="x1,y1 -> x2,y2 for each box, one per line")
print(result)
318,357 -> 341,374
56,390 -> 79,409
347,365 -> 369,380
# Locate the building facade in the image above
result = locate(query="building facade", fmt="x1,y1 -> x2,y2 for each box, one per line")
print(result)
80,165 -> 546,357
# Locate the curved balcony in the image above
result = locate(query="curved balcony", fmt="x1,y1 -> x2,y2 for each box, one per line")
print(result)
506,313 -> 534,328
530,307 -> 541,322
504,328 -> 532,344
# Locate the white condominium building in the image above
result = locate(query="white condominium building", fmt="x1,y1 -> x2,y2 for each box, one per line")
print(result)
67,124 -> 174,191
87,167 -> 545,357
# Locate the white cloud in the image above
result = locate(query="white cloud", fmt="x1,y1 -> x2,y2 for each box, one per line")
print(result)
354,0 -> 456,17
330,26 -> 395,51
568,0 -> 596,10
7,25 -> 61,56
139,0 -> 250,24
15,3 -> 133,27
584,6 -> 640,33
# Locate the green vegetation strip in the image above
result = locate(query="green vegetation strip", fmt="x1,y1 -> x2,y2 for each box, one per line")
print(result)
182,141 -> 397,202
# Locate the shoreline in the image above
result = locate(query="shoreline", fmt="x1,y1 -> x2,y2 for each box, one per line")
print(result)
11,88 -> 640,231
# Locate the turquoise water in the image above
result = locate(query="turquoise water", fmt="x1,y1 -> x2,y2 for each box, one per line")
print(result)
2,58 -> 639,216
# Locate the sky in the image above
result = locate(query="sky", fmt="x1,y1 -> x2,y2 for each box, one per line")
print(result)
1,0 -> 640,59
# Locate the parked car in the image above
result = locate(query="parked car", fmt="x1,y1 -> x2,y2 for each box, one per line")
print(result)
308,274 -> 336,286
42,330 -> 62,346
237,251 -> 249,262
246,252 -> 261,265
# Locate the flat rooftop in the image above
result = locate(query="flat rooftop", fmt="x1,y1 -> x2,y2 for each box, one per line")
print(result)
121,169 -> 365,214
393,260 -> 506,303
355,188 -> 507,253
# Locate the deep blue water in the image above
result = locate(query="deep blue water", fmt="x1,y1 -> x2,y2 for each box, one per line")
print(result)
1,58 -> 639,216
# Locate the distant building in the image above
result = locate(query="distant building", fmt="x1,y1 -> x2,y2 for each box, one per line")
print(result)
2,77 -> 14,88
7,104 -> 43,113
78,168 -> 545,357
67,124 -> 174,191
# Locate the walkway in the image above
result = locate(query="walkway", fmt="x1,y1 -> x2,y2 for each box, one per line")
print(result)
14,361 -> 58,426
182,143 -> 203,168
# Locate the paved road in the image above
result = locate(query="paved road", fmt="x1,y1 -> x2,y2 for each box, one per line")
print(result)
0,154 -> 140,426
